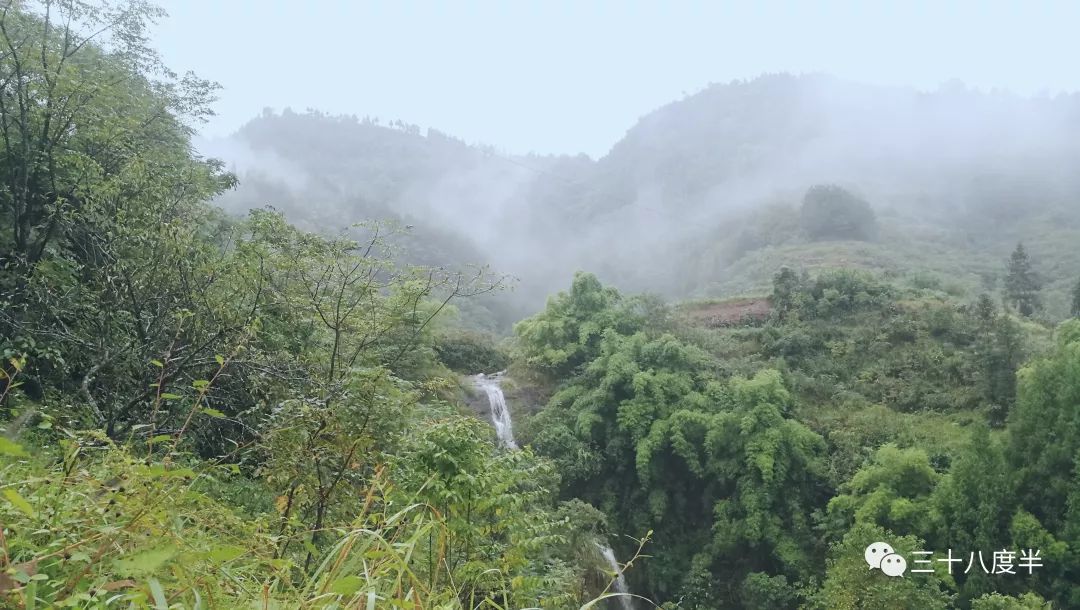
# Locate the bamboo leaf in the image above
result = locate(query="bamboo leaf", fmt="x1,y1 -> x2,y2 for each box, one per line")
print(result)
329,575 -> 364,596
2,489 -> 35,517
112,544 -> 178,578
148,577 -> 168,609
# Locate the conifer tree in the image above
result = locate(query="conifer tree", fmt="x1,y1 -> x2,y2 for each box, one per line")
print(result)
1003,243 -> 1042,317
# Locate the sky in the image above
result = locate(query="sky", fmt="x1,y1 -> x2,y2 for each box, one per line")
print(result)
150,1 -> 1080,158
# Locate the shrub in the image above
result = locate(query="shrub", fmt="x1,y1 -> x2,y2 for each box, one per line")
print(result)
434,330 -> 509,373
800,184 -> 879,242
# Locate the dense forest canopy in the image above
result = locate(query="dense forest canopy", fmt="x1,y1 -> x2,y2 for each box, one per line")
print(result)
3,1 -> 1080,609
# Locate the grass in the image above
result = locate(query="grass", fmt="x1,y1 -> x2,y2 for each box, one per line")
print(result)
0,433 -> 627,609
699,212 -> 1080,321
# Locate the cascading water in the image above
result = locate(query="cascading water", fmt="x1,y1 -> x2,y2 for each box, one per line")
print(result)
596,542 -> 635,610
474,372 -> 518,450
473,375 -> 632,608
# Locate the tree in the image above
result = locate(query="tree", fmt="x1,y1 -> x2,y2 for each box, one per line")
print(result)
390,416 -> 579,607
974,293 -> 997,325
513,272 -> 644,377
971,302 -> 1024,427
1007,319 -> 1080,532
810,524 -> 953,610
1071,277 -> 1080,318
0,0 -> 243,431
0,3 -> 605,608
799,184 -> 878,242
634,370 -> 827,606
0,0 -> 227,269
824,444 -> 941,540
930,427 -> 1017,603
971,592 -> 1052,610
1003,243 -> 1042,317
772,266 -> 802,320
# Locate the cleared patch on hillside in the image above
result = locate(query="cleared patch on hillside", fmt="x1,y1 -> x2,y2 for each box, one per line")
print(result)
683,297 -> 773,327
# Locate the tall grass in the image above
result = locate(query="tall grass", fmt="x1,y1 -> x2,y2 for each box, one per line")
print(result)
0,432 -> 637,609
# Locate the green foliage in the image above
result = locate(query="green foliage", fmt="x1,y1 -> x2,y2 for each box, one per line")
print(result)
6,2 -> 1080,606
825,444 -> 941,539
0,434 -> 605,608
514,272 -> 644,377
0,2 -> 600,607
971,592 -> 1052,610
516,274 -> 832,605
810,524 -> 953,610
1004,243 -> 1043,317
771,266 -> 803,320
761,276 -> 994,415
800,184 -> 879,242
770,268 -> 894,321
925,427 -> 1017,603
971,300 -> 1025,426
739,572 -> 797,610
0,0 -> 240,436
647,371 -> 825,602
1007,319 -> 1080,532
1071,277 -> 1080,318
391,416 -> 581,607
434,329 -> 509,374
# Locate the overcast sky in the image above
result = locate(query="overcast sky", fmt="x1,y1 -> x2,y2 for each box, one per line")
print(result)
151,1 -> 1080,158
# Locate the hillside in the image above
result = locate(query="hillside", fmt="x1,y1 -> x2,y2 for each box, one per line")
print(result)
506,265 -> 1074,607
207,76 -> 1080,325
6,3 -> 1080,608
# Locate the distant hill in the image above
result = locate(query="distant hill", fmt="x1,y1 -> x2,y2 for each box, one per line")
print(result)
204,75 -> 1080,326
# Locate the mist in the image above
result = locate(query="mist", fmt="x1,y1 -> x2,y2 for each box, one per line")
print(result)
195,75 -> 1080,327
10,2 -> 1080,607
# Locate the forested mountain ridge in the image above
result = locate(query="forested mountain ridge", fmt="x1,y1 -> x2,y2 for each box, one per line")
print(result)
210,75 -> 1080,321
4,1 -> 1080,609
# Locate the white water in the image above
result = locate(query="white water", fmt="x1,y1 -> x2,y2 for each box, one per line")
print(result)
596,543 -> 635,610
474,372 -> 518,450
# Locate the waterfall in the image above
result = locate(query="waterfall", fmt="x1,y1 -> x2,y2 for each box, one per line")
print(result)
596,543 -> 635,610
474,372 -> 518,450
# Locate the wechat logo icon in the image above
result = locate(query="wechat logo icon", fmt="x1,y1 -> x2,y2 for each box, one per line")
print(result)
865,541 -> 907,577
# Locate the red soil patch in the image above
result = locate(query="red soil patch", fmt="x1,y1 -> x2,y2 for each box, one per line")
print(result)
685,297 -> 773,328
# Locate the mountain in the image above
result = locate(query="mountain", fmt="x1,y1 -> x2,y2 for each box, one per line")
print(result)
205,75 -> 1080,324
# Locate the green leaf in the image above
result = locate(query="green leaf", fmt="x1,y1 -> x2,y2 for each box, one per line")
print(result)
145,465 -> 196,479
25,579 -> 37,610
0,437 -> 27,456
201,408 -> 225,419
3,488 -> 35,517
192,379 -> 210,390
329,575 -> 364,596
207,545 -> 245,563
147,434 -> 172,445
214,354 -> 224,365
160,393 -> 182,400
150,359 -> 164,368
112,544 -> 178,577
148,577 -> 168,609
